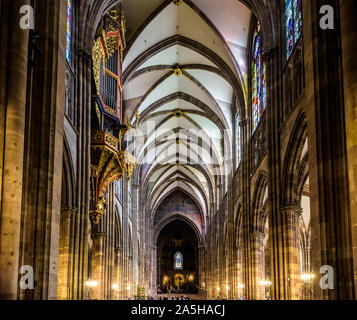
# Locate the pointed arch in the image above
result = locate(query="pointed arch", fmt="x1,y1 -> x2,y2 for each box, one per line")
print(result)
251,171 -> 268,233
282,112 -> 307,205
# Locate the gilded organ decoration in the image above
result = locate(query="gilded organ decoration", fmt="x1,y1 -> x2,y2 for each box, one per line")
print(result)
92,5 -> 125,121
90,6 -> 139,226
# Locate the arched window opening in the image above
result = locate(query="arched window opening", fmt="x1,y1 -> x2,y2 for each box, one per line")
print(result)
65,0 -> 76,127
66,0 -> 72,63
251,22 -> 267,132
285,0 -> 303,59
174,252 -> 183,271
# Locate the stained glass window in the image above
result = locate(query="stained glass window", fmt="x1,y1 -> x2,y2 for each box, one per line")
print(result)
236,114 -> 241,166
252,22 -> 267,131
66,0 -> 72,63
174,252 -> 183,270
285,0 -> 303,59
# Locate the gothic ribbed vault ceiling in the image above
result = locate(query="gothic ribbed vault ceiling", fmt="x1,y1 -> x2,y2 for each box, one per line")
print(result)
121,0 -> 251,235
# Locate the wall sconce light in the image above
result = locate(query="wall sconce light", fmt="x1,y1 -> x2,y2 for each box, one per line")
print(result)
300,273 -> 315,283
238,284 -> 244,289
112,283 -> 119,290
259,280 -> 272,286
86,280 -> 98,288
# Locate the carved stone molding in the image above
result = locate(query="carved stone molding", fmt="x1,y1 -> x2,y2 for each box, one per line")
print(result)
239,118 -> 249,127
77,48 -> 92,63
91,232 -> 107,240
249,231 -> 265,241
280,204 -> 303,219
61,206 -> 78,218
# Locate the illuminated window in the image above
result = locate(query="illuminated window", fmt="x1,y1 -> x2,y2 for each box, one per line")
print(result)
174,252 -> 183,270
251,22 -> 267,131
66,0 -> 72,63
236,114 -> 241,166
285,0 -> 303,59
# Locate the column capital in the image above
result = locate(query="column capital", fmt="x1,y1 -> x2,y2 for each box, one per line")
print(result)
280,204 -> 303,217
239,118 -> 249,127
91,232 -> 107,240
61,206 -> 78,217
249,231 -> 265,241
78,48 -> 92,63
263,46 -> 279,61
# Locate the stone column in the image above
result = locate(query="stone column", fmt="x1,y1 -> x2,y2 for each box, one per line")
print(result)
114,247 -> 122,300
237,245 -> 244,299
281,205 -> 302,300
232,248 -> 238,299
72,47 -> 91,301
303,0 -> 354,300
250,232 -> 265,300
152,245 -> 157,295
0,0 -> 29,300
303,247 -> 312,300
90,232 -> 106,300
198,246 -> 206,298
340,0 -> 357,298
57,207 -> 77,299
239,118 -> 251,300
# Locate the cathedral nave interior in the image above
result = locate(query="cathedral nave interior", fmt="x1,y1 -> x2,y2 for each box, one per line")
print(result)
0,0 -> 356,301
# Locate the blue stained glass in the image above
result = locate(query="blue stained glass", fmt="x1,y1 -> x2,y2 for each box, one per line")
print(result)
174,252 -> 183,270
252,22 -> 266,131
286,0 -> 303,59
66,0 -> 72,63
294,0 -> 303,43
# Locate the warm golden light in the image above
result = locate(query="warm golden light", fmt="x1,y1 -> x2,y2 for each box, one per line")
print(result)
259,280 -> 272,286
301,273 -> 315,282
86,280 -> 98,288
112,283 -> 119,290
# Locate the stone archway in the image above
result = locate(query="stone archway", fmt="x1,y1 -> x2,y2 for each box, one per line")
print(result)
156,219 -> 200,295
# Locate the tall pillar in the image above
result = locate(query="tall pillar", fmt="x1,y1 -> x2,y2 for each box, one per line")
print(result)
281,205 -> 302,300
198,246 -> 206,298
232,248 -> 238,299
114,247 -> 123,300
0,0 -> 29,300
237,246 -> 244,299
90,232 -> 106,300
57,207 -> 77,299
302,0 -> 355,299
250,232 -> 265,300
340,0 -> 357,298
302,247 -> 312,300
239,118 -> 251,301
